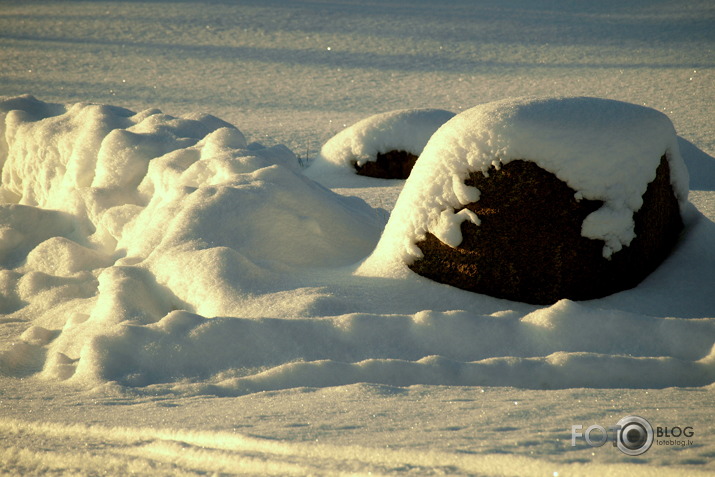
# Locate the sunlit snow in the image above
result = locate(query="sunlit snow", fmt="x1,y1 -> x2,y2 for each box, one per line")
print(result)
0,1 -> 713,475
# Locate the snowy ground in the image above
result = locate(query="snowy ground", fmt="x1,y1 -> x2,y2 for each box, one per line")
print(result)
1,1 -> 714,475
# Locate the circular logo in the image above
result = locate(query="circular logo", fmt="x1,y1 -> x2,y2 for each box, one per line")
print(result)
615,416 -> 654,456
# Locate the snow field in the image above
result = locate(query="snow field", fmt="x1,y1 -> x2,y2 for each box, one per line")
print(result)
2,383 -> 714,475
0,1 -> 714,474
6,416 -> 712,477
0,95 -> 713,395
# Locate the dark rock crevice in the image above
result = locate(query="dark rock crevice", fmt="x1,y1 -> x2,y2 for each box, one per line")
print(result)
353,150 -> 419,179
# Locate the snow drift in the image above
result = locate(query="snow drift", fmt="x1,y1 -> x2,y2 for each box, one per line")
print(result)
0,95 -> 713,394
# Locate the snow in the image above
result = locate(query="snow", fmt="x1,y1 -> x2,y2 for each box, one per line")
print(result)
1,1 -> 714,475
359,96 -> 689,272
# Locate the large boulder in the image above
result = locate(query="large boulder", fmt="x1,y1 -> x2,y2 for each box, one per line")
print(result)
411,157 -> 683,304
357,97 -> 690,304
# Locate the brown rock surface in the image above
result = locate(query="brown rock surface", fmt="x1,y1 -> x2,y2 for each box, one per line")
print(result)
409,156 -> 683,304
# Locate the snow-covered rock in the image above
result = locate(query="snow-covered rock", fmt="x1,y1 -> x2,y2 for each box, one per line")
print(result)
308,108 -> 455,178
358,96 -> 689,303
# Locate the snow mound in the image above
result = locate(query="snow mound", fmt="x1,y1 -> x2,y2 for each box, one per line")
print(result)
308,108 -> 455,174
359,96 -> 690,277
0,95 -> 382,382
0,95 -> 379,274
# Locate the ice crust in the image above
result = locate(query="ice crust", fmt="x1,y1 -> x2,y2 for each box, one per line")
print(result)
309,108 -> 455,173
359,96 -> 690,277
0,95 -> 712,394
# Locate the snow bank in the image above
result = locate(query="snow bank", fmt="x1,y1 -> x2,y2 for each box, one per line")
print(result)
359,96 -> 690,278
93,302 -> 714,392
0,95 -> 712,393
0,95 -> 382,381
307,108 -> 455,174
25,300 -> 715,391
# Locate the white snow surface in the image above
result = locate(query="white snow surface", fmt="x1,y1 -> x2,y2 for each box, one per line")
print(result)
2,93 -> 709,392
359,96 -> 689,270
308,108 -> 455,171
1,1 -> 714,475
